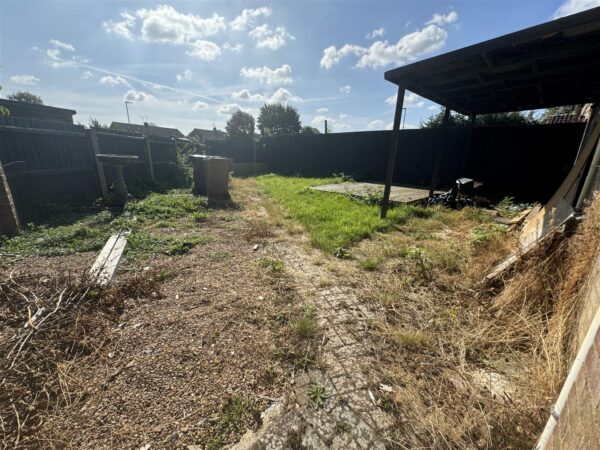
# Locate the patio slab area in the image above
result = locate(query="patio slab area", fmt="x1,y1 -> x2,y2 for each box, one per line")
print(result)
310,182 -> 436,204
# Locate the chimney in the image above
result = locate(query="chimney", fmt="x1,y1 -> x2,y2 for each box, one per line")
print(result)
144,122 -> 149,127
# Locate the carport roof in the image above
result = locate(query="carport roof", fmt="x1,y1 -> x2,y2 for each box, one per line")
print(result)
384,7 -> 600,115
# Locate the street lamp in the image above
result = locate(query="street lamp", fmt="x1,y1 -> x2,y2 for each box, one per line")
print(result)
125,101 -> 132,131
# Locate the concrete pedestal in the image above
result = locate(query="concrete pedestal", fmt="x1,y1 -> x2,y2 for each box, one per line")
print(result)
96,154 -> 139,207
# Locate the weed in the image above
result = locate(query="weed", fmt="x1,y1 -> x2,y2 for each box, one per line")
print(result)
258,257 -> 284,274
462,206 -> 492,223
394,330 -> 431,351
469,223 -> 508,248
308,383 -> 327,409
334,247 -> 350,259
203,395 -> 259,450
285,424 -> 307,450
294,304 -> 318,339
192,211 -> 208,222
359,257 -> 382,271
211,251 -> 232,261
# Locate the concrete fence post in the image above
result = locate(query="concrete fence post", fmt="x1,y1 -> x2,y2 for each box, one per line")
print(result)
87,129 -> 109,200
143,136 -> 155,181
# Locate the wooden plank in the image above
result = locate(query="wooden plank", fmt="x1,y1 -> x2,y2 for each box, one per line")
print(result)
88,129 -> 109,200
90,231 -> 129,286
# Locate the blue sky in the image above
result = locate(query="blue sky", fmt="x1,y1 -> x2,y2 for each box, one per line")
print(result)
1,0 -> 598,134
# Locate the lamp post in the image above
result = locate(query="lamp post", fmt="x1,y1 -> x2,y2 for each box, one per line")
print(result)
125,101 -> 132,131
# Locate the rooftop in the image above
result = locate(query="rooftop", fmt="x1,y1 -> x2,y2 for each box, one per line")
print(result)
110,122 -> 185,139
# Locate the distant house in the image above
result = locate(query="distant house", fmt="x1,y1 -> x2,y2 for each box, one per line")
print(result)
110,121 -> 185,139
188,127 -> 227,142
0,99 -> 76,123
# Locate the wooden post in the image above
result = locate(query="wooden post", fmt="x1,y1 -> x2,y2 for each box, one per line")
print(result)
144,136 -> 155,181
88,129 -> 108,199
0,161 -> 21,236
428,107 -> 452,197
380,85 -> 405,218
325,120 -> 328,134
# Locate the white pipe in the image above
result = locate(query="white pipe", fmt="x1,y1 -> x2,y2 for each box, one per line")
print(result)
537,301 -> 600,448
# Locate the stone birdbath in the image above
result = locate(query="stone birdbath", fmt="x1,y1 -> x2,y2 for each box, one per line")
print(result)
96,154 -> 139,207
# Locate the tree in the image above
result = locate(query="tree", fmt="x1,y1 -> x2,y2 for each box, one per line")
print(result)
420,110 -> 539,128
225,110 -> 255,138
301,126 -> 320,135
7,91 -> 44,105
257,103 -> 301,136
88,117 -> 109,129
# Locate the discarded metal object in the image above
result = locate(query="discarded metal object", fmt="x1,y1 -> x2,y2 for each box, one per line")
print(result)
90,231 -> 130,286
428,177 -> 486,209
96,154 -> 139,207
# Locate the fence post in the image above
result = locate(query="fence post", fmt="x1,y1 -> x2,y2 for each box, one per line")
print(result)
87,129 -> 108,199
0,161 -> 21,236
144,136 -> 155,181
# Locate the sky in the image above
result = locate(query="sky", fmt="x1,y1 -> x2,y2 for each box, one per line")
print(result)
1,0 -> 598,135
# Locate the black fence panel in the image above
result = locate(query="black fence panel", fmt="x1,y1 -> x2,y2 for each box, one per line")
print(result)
464,122 -> 585,202
0,128 -> 98,222
258,123 -> 584,202
205,138 -> 255,162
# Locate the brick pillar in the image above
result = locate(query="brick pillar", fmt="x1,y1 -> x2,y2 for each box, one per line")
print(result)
0,161 -> 21,236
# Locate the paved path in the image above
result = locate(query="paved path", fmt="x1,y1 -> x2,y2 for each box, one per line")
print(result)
234,231 -> 394,449
310,181 -> 436,204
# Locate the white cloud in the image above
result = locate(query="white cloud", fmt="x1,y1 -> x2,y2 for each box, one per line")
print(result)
367,119 -> 385,129
192,101 -> 208,110
231,87 -> 301,104
240,64 -> 293,85
124,90 -> 154,102
426,10 -> 458,26
321,18 -> 453,70
366,27 -> 386,39
100,75 -> 128,86
48,39 -> 75,52
232,88 -> 266,102
357,25 -> 448,68
386,122 -> 394,130
316,107 -> 328,113
385,92 -> 424,107
103,11 -> 136,41
320,44 -> 365,70
249,24 -> 294,50
311,115 -> 350,132
230,7 -> 271,31
10,74 -> 40,85
428,105 -> 440,111
136,5 -> 226,43
339,85 -> 351,94
81,71 -> 93,80
339,113 -> 351,119
268,88 -> 302,104
45,47 -> 77,69
223,42 -> 244,52
553,0 -> 600,18
311,115 -> 329,127
186,40 -> 221,60
176,69 -> 193,82
218,103 -> 243,115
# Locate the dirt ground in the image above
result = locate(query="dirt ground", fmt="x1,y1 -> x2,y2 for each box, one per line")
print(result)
2,178 -> 568,449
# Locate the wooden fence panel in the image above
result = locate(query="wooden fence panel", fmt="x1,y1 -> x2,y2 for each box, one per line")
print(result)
0,127 -> 98,222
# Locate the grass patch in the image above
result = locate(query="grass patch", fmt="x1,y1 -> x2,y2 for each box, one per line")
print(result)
256,175 -> 434,254
469,222 -> 508,248
294,304 -> 318,339
0,190 -> 211,262
202,395 -> 260,450
258,257 -> 284,274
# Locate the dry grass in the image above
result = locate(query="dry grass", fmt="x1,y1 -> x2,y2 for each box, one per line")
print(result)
0,271 -> 161,448
347,195 -> 600,449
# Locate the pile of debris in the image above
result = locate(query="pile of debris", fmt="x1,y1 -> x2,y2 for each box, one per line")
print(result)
428,177 -> 489,209
0,271 -> 159,447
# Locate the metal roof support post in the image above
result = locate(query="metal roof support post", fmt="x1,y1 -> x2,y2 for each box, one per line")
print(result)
380,85 -> 405,218
428,107 -> 452,197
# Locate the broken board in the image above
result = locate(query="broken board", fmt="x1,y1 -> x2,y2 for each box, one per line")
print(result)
90,231 -> 129,286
